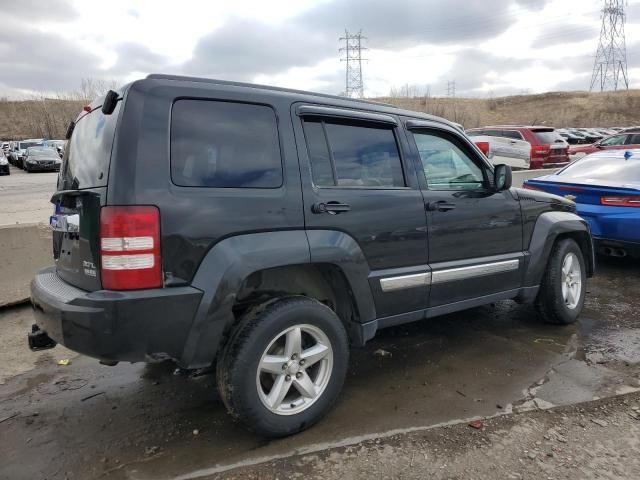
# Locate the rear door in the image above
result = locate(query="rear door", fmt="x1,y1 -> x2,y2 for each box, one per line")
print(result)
52,100 -> 122,290
292,105 -> 429,318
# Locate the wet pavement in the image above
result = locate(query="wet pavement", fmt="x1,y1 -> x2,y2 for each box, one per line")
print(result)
0,257 -> 638,480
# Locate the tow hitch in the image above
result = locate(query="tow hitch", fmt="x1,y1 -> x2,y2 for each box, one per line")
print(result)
28,324 -> 57,351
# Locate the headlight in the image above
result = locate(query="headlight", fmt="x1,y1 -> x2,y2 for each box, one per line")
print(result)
0,158 -> 8,166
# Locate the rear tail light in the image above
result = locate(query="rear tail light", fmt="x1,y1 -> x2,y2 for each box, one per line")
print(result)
100,206 -> 162,290
523,183 -> 544,191
475,141 -> 490,157
531,144 -> 551,159
600,196 -> 640,207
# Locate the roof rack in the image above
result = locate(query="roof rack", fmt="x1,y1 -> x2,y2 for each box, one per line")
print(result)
146,74 -> 399,109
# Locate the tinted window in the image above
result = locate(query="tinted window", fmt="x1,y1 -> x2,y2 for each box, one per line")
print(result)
171,100 -> 282,188
600,134 -> 627,146
558,155 -> 640,183
303,119 -> 405,188
533,130 -> 564,144
483,129 -> 503,137
466,130 -> 485,137
629,134 -> 640,145
502,130 -> 524,140
412,131 -> 485,190
61,102 -> 120,190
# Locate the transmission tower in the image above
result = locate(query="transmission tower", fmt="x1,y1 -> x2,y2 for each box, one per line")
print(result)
590,0 -> 629,92
446,80 -> 456,98
339,30 -> 367,98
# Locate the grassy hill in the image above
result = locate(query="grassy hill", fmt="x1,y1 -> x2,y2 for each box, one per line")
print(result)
378,89 -> 640,129
1,89 -> 639,140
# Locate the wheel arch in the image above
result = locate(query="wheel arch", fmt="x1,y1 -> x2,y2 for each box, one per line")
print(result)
179,230 -> 375,369
524,211 -> 595,288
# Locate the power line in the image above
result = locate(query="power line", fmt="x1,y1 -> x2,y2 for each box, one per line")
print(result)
590,0 -> 629,91
339,30 -> 367,98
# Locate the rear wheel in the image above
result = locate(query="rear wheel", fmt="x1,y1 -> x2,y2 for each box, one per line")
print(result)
217,297 -> 349,437
536,238 -> 586,324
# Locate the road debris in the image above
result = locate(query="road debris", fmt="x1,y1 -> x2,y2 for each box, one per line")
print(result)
0,412 -> 19,424
57,359 -> 71,366
468,420 -> 483,429
81,392 -> 105,402
591,418 -> 609,427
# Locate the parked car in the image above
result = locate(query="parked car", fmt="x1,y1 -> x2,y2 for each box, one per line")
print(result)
467,126 -> 570,169
556,129 -> 589,145
11,139 -> 44,168
469,134 -> 532,169
568,129 -> 601,144
524,149 -> 639,258
0,151 -> 9,175
23,147 -> 62,172
1,142 -> 9,155
569,131 -> 640,159
48,140 -> 66,158
29,76 -> 594,437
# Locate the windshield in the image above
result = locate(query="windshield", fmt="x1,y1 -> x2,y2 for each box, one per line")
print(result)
19,141 -> 42,150
533,130 -> 565,144
558,155 -> 640,185
60,101 -> 121,190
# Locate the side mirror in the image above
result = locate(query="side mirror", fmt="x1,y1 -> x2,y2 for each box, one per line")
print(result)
494,164 -> 512,191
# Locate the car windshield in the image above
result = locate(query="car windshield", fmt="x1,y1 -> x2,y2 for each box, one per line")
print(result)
558,154 -> 640,184
533,130 -> 564,144
19,142 -> 42,149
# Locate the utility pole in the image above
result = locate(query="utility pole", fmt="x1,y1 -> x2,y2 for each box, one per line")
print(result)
590,0 -> 629,92
339,30 -> 367,98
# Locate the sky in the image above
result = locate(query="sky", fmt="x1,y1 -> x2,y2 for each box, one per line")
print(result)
1,0 -> 639,99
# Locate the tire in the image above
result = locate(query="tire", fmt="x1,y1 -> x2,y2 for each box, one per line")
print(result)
536,238 -> 587,324
217,296 -> 349,437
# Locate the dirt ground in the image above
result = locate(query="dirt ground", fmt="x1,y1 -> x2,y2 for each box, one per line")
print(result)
0,258 -> 638,480
221,393 -> 640,480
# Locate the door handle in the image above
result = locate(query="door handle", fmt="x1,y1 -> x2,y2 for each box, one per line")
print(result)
426,200 -> 456,212
312,202 -> 351,215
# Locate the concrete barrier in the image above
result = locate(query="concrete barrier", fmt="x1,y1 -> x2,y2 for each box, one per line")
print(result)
512,168 -> 560,187
0,223 -> 53,307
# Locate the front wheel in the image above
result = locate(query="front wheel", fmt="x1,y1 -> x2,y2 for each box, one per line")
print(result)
217,297 -> 349,437
536,238 -> 587,324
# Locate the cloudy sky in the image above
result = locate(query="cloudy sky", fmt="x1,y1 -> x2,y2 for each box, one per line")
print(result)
1,0 -> 639,98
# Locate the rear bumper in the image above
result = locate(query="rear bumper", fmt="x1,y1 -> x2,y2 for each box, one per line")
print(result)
30,267 -> 203,364
594,238 -> 640,258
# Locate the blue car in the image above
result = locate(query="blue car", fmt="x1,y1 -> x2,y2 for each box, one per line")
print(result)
524,149 -> 640,259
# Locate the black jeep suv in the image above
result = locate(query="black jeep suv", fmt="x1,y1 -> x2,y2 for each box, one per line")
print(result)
30,74 -> 594,437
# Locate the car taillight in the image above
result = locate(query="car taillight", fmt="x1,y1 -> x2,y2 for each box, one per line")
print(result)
531,144 -> 551,159
100,206 -> 162,290
475,141 -> 490,157
523,183 -> 544,191
600,196 -> 640,207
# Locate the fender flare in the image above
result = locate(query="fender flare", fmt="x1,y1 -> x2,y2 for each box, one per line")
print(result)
524,211 -> 595,288
179,230 -> 375,368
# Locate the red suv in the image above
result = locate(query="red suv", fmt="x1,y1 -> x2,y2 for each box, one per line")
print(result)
467,126 -> 570,169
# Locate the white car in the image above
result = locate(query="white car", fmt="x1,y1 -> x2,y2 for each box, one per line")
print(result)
469,135 -> 532,170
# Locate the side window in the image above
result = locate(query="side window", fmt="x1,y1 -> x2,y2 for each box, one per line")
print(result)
502,130 -> 524,140
171,100 -> 282,188
600,134 -> 627,146
466,130 -> 484,137
628,134 -> 640,145
302,118 -> 405,188
412,130 -> 486,191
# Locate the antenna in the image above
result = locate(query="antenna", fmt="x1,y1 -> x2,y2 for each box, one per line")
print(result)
339,30 -> 367,98
590,0 -> 629,92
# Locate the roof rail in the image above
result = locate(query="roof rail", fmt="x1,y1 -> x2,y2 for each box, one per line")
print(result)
146,74 -> 399,109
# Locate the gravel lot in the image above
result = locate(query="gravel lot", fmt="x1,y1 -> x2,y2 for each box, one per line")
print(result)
0,165 -> 57,226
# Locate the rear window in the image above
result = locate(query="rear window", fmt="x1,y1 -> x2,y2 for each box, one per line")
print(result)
61,102 -> 121,190
533,130 -> 564,144
171,100 -> 282,188
558,156 -> 640,183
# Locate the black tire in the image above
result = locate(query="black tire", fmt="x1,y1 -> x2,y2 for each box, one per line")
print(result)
536,238 -> 587,325
217,296 -> 349,437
